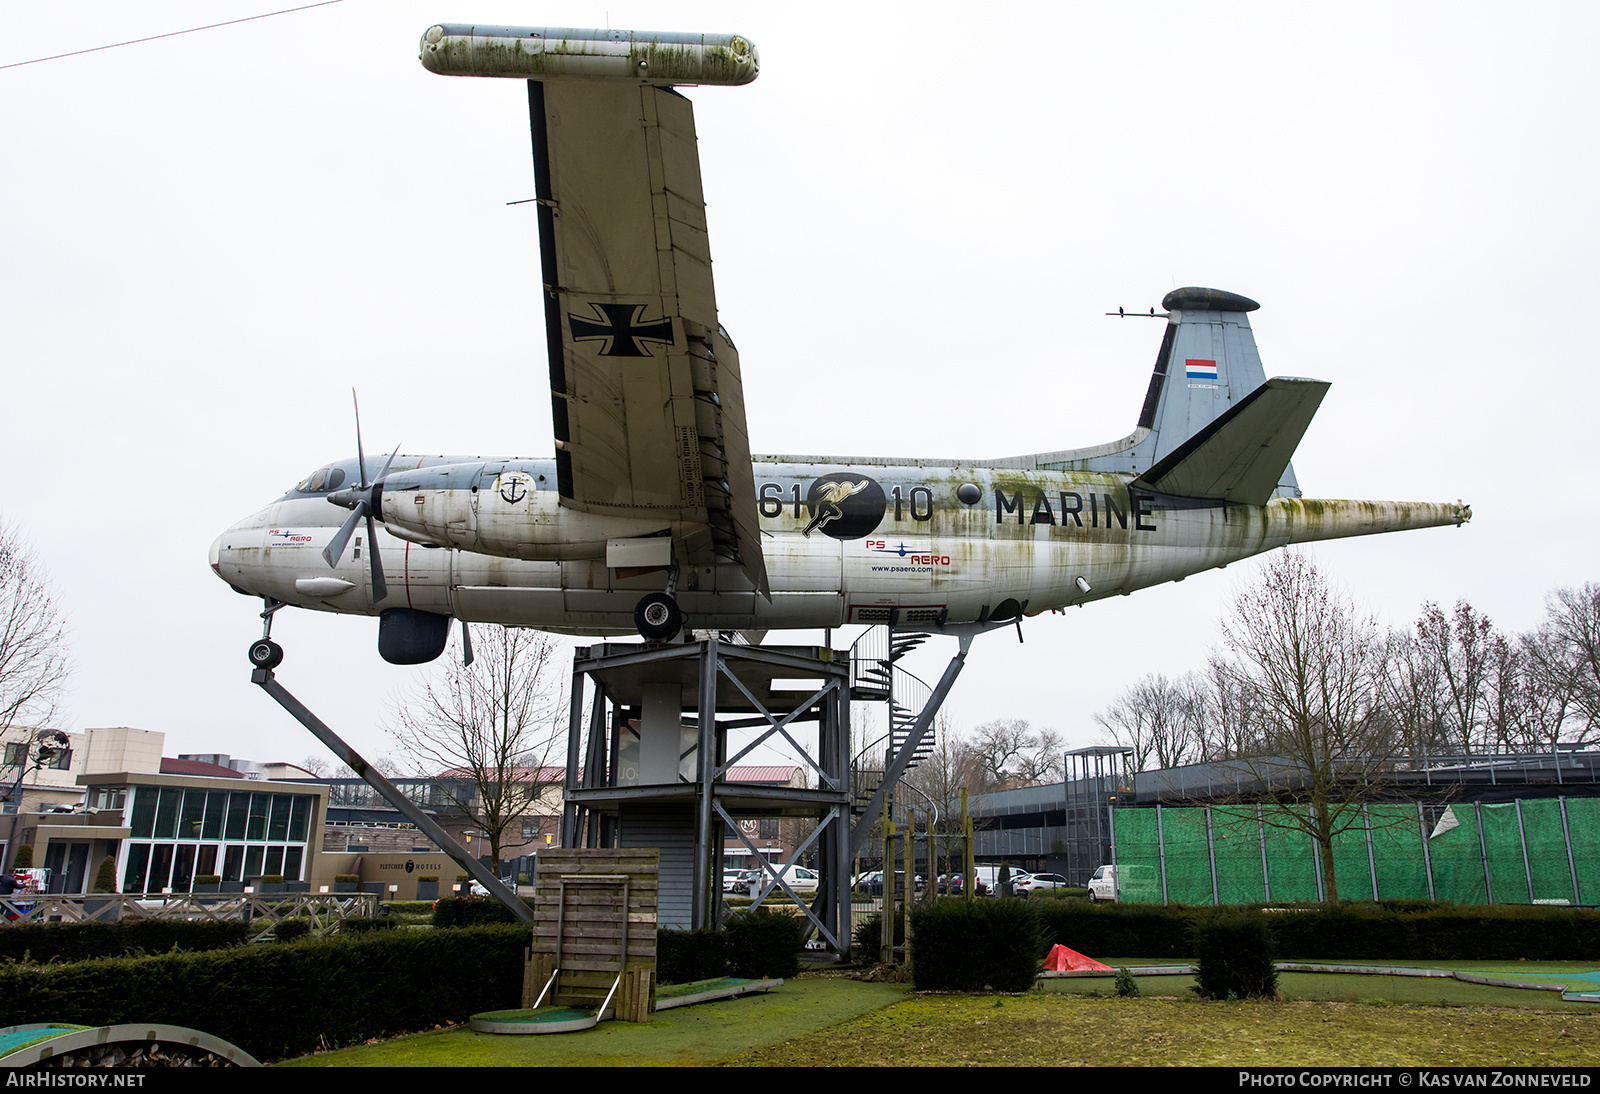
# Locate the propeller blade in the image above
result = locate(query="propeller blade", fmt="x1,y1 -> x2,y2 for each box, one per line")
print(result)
351,389 -> 369,488
375,441 -> 401,484
365,512 -> 387,602
460,620 -> 474,667
322,506 -> 365,569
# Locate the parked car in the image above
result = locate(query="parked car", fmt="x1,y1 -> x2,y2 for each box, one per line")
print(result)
722,868 -> 748,893
743,865 -> 819,896
1015,872 -> 1068,897
969,864 -> 1012,896
860,871 -> 922,897
1086,864 -> 1158,903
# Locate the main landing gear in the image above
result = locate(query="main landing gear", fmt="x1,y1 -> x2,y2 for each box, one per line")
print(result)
632,565 -> 685,642
248,598 -> 286,670
633,592 -> 683,642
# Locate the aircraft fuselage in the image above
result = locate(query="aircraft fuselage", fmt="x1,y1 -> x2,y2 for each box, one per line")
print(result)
211,454 -> 1466,637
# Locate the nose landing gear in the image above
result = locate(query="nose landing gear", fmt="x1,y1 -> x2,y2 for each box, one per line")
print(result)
247,598 -> 286,669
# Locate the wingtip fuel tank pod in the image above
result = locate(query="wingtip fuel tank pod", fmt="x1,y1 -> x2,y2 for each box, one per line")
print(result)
419,24 -> 760,85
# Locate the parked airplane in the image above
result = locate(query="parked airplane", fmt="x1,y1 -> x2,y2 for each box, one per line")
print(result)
210,26 -> 1469,667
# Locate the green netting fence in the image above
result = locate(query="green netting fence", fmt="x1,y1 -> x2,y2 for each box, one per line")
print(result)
1110,798 -> 1599,905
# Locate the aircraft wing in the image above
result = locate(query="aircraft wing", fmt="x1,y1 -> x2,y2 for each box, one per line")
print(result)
528,78 -> 768,595
1131,377 -> 1330,505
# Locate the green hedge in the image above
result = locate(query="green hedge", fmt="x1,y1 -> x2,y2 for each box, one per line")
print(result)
274,919 -> 313,942
851,911 -> 904,956
431,896 -> 533,927
0,920 -> 252,964
657,929 -> 730,984
910,899 -> 1044,992
1005,900 -> 1600,963
0,925 -> 532,1062
1265,902 -> 1600,961
1193,909 -> 1278,1000
725,909 -> 802,980
1031,900 -> 1198,958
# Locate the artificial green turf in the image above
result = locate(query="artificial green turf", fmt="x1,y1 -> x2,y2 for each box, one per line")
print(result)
275,960 -> 1600,1066
1037,959 -> 1600,1011
275,976 -> 907,1066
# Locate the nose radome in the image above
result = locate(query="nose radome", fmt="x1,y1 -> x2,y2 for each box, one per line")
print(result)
209,532 -> 223,573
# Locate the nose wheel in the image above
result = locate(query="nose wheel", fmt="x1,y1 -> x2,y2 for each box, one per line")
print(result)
248,638 -> 284,670
634,592 -> 683,641
248,597 -> 287,670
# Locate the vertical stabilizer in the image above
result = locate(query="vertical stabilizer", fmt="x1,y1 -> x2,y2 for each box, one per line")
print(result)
1139,287 -> 1272,467
1030,287 -> 1302,499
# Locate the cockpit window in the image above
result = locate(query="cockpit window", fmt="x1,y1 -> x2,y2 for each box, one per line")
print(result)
294,466 -> 346,493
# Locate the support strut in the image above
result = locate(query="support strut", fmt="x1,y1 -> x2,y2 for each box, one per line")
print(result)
250,665 -> 536,927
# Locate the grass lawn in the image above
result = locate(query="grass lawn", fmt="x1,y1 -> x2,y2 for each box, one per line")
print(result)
276,976 -> 907,1067
278,965 -> 1600,1067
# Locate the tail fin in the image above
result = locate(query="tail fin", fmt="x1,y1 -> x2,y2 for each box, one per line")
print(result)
1012,287 -> 1320,501
1131,375 -> 1327,505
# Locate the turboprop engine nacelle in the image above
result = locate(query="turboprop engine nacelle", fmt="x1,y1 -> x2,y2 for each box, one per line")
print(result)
377,462 -> 674,561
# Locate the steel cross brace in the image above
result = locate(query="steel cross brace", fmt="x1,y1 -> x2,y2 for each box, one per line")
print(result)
251,667 -> 537,927
716,799 -> 839,950
715,660 -> 841,790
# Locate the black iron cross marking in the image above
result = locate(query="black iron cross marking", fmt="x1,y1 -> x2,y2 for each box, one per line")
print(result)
567,302 -> 675,357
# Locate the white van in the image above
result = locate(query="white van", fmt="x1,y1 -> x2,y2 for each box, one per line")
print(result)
970,864 -> 1026,897
1086,864 -> 1158,903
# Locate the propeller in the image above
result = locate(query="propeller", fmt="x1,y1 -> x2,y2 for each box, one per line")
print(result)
322,390 -> 400,602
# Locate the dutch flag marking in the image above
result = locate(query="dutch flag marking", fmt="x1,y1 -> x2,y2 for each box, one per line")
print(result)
1185,358 -> 1218,380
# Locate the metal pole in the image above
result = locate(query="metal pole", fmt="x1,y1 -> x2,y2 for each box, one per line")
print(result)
693,638 -> 718,929
1476,802 -> 1495,905
1311,836 -> 1325,903
1257,805 -> 1270,904
961,789 -> 973,905
1107,796 -> 1119,901
1515,798 -> 1534,903
1364,805 -> 1378,901
882,800 -> 894,965
1204,806 -> 1218,906
1419,803 -> 1436,901
562,662 -> 585,847
1560,796 -> 1581,905
902,810 -> 912,967
1156,804 -> 1169,905
252,668 -> 536,926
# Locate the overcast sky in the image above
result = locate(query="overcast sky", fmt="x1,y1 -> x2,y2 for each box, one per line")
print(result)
2,2 -> 1595,774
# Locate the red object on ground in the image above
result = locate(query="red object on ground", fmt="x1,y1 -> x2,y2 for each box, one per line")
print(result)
1042,944 -> 1113,972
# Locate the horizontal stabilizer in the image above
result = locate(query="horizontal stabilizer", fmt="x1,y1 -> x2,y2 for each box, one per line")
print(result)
1132,377 -> 1329,505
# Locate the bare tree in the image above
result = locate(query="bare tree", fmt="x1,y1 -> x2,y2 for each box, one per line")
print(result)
387,627 -> 566,866
904,713 -> 983,822
1095,673 -> 1205,771
1525,584 -> 1600,745
966,718 -> 1063,790
1412,601 -> 1497,753
1209,551 -> 1400,901
0,520 -> 71,737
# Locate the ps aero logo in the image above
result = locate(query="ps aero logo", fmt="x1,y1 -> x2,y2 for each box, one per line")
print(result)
803,474 -> 887,540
